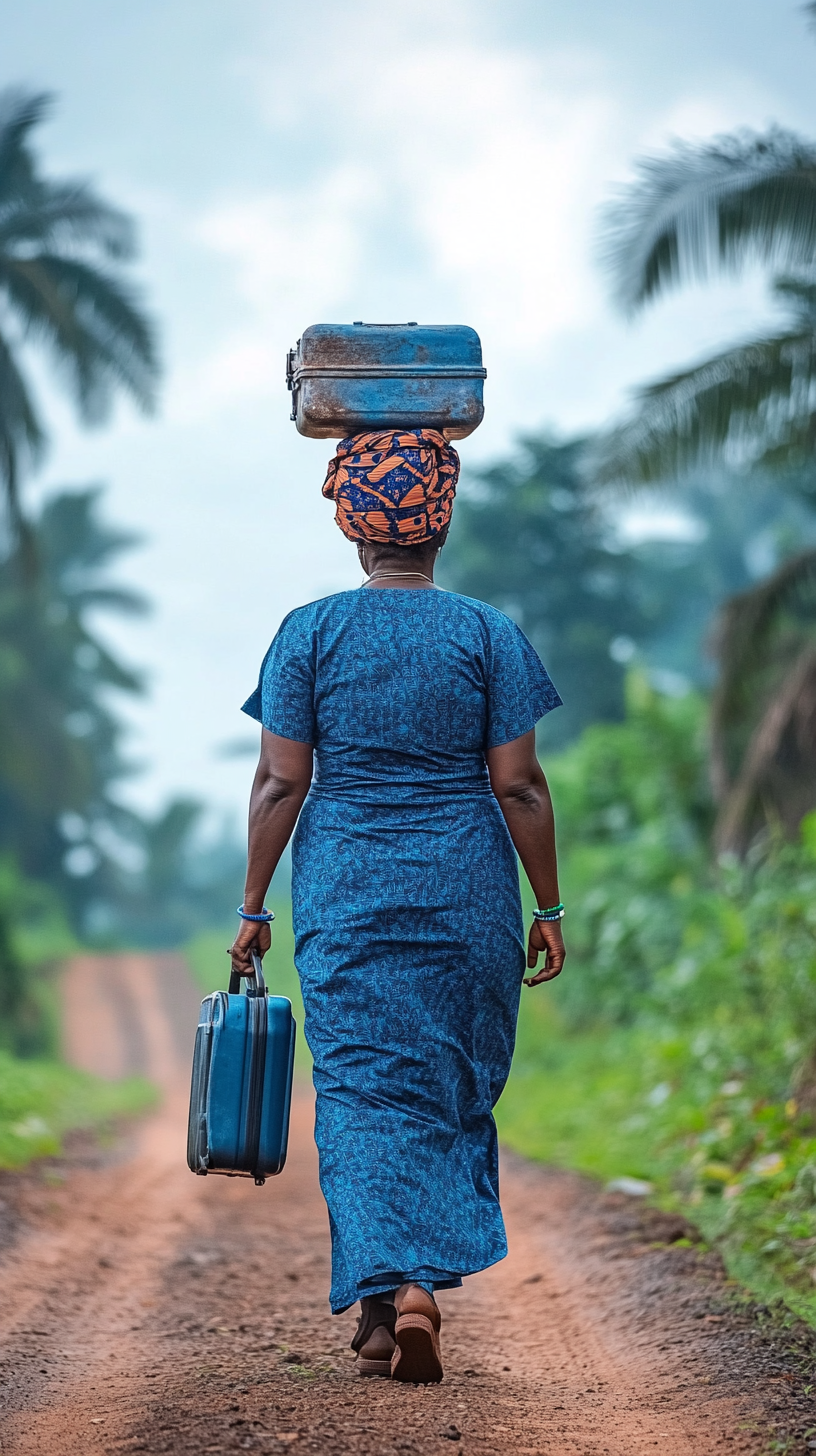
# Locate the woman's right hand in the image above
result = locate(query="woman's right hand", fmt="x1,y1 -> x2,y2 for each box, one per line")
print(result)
229,917 -> 272,975
523,919 -> 566,986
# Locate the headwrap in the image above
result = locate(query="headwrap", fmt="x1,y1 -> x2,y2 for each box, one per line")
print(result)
322,429 -> 460,544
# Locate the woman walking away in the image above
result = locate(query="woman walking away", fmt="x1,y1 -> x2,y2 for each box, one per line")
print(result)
231,429 -> 566,1384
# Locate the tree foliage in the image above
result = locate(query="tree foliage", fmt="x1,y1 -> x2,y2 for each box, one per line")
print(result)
441,434 -> 807,743
0,487 -> 146,917
591,278 -> 816,487
0,487 -> 246,943
603,129 -> 816,317
0,88 -> 158,531
592,12 -> 816,849
440,437 -> 654,741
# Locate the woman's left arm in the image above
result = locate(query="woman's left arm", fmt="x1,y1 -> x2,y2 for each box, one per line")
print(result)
229,729 -> 313,973
486,729 -> 566,987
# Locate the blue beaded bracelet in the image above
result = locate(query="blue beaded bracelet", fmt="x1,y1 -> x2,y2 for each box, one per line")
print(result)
533,903 -> 564,921
237,905 -> 275,923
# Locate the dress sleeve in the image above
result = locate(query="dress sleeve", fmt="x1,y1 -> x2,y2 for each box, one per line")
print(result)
485,615 -> 562,749
241,609 -> 316,743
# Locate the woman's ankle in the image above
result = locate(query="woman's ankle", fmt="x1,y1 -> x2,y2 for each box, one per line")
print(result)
360,1290 -> 396,1312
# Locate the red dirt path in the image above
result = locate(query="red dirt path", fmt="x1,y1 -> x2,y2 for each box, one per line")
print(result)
0,953 -> 814,1455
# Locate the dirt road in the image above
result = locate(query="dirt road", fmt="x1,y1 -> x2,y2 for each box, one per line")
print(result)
0,954 -> 814,1455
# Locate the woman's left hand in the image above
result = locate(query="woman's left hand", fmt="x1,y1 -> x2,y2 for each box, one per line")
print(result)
523,919 -> 566,986
229,917 -> 272,976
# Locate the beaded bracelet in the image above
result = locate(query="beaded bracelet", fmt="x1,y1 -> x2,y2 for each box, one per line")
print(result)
237,905 -> 276,923
533,902 -> 564,922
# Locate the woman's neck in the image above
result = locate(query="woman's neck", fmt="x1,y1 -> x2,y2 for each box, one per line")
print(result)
361,554 -> 437,589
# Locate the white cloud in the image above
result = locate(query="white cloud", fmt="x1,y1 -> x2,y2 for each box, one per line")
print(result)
183,24 -> 622,439
188,7 -> 784,450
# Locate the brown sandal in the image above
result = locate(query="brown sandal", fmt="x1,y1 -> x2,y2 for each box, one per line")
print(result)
391,1284 -> 443,1384
351,1299 -> 397,1376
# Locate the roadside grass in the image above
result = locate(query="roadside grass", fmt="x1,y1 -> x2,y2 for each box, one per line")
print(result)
0,1049 -> 155,1169
499,992 -> 816,1328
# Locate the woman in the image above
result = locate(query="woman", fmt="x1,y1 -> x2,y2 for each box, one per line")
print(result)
231,428 -> 565,1385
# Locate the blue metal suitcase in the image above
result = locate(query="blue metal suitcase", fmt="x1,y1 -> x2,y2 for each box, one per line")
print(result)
187,954 -> 295,1185
286,322 -> 486,440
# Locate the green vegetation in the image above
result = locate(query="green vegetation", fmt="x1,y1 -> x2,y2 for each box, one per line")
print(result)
0,853 -> 154,1168
0,854 -> 75,1057
0,1050 -> 154,1169
499,680 -> 816,1323
441,436 -> 813,748
440,437 -> 648,742
0,485 -> 246,960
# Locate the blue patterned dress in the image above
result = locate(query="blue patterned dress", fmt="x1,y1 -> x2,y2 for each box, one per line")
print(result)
242,588 -> 560,1313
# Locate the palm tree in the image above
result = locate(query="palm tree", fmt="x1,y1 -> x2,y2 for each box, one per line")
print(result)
709,550 -> 816,854
0,88 -> 158,533
588,11 -> 816,852
0,487 -> 147,904
594,131 -> 816,486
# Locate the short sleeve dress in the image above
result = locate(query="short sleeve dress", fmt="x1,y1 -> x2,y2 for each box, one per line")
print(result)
243,588 -> 560,1313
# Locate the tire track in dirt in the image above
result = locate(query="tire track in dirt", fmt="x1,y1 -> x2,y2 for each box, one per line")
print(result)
0,954 -> 813,1454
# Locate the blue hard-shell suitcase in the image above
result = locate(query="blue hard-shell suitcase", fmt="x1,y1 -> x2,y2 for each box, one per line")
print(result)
286,322 -> 486,440
187,953 -> 295,1185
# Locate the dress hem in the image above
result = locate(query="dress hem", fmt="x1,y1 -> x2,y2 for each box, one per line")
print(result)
329,1246 -> 508,1315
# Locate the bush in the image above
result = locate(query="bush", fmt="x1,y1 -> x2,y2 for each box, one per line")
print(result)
544,674 -> 712,1024
0,856 -> 76,1057
503,680 -> 816,1322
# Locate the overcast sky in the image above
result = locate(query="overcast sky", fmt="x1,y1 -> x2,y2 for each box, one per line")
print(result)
3,0 -> 815,825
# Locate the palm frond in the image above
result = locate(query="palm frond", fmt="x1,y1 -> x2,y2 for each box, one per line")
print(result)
0,89 -> 52,208
75,586 -> 149,616
0,183 -> 136,259
589,326 -> 816,487
0,326 -> 45,535
37,488 -> 143,572
0,87 -> 159,535
602,129 -> 816,313
774,273 -> 816,320
0,255 -> 158,417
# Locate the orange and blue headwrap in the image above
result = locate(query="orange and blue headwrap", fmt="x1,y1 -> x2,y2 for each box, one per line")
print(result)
322,429 -> 460,544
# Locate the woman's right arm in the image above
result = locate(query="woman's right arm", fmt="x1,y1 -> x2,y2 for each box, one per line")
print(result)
229,728 -> 313,972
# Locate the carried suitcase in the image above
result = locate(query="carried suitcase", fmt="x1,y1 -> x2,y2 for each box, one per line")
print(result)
187,953 -> 295,1185
286,322 -> 486,440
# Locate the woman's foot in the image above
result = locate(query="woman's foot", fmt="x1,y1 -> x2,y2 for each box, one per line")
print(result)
391,1283 -> 443,1384
351,1298 -> 397,1376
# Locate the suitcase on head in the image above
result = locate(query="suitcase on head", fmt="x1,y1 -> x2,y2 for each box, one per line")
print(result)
286,322 -> 486,440
187,953 -> 295,1185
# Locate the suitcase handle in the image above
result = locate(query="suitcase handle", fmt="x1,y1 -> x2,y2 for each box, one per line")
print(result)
229,951 -> 267,998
